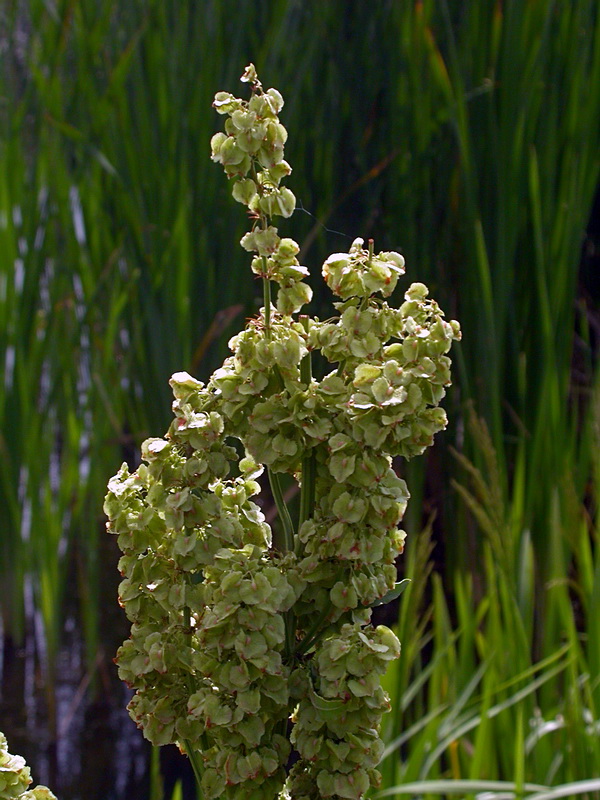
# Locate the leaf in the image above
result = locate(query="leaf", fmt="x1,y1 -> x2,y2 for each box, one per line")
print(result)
369,579 -> 411,607
308,685 -> 347,719
329,452 -> 356,483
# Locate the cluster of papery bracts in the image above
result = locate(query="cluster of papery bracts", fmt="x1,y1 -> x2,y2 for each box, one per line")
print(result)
105,64 -> 460,800
0,732 -> 57,799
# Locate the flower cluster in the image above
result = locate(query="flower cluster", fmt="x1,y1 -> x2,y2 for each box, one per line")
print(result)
104,374 -> 276,751
289,624 -> 401,800
105,65 -> 461,800
211,63 -> 311,316
322,237 -> 405,300
294,452 -> 408,626
0,732 -> 57,799
187,545 -> 304,799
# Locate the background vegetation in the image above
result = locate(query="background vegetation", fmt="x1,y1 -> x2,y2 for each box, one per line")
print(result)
1,1 -> 599,799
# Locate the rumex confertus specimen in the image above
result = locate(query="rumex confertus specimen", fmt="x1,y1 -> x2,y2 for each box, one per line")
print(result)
105,64 -> 460,800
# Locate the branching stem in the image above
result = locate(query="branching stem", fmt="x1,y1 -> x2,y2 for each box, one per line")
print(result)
268,468 -> 294,553
298,452 -> 315,535
182,605 -> 204,791
182,739 -> 204,788
298,317 -> 316,536
296,604 -> 333,656
268,469 -> 296,659
262,268 -> 272,338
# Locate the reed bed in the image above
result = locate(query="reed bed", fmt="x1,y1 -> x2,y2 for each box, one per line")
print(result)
0,1 -> 599,797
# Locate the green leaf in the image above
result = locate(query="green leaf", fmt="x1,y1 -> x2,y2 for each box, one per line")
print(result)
308,685 -> 347,718
369,579 -> 411,607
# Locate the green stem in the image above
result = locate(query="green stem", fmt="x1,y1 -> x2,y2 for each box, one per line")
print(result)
262,269 -> 272,338
182,739 -> 204,789
284,608 -> 295,661
182,604 -> 204,792
298,316 -> 316,536
258,203 -> 273,339
298,454 -> 315,532
268,468 -> 294,553
299,315 -> 311,386
296,604 -> 333,656
267,471 -> 296,657
261,267 -> 287,392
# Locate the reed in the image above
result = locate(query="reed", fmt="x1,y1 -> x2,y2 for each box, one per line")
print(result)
380,406 -> 600,796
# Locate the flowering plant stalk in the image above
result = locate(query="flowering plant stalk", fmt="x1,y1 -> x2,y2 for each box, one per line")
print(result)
104,64 -> 460,800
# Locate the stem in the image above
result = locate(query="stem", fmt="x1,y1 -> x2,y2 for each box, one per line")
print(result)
262,268 -> 272,338
298,316 -> 316,535
182,739 -> 204,789
268,468 -> 294,552
296,604 -> 333,656
298,454 -> 316,538
299,315 -> 311,387
182,604 -> 204,792
284,608 -> 295,661
261,267 -> 286,391
257,201 -> 273,339
267,471 -> 296,658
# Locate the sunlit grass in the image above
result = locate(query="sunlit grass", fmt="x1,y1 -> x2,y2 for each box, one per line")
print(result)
380,411 -> 600,794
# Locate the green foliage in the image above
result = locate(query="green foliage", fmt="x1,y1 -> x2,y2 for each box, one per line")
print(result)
104,67 -> 459,800
379,413 -> 600,798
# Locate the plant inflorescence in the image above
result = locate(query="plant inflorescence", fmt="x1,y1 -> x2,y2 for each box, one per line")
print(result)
0,732 -> 57,799
104,64 -> 460,800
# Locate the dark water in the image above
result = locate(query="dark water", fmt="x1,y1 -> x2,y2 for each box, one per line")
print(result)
0,522 -> 150,799
1,638 -> 150,798
1,624 -> 200,799
0,518 -> 201,800
1,605 -> 150,799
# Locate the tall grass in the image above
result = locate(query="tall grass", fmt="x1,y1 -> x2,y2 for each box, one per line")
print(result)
379,408 -> 600,797
0,0 -> 599,796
